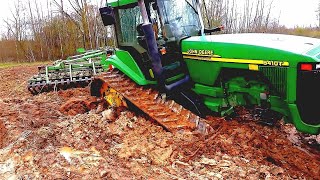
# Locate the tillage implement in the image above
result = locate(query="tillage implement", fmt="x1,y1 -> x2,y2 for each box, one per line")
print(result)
27,48 -> 108,94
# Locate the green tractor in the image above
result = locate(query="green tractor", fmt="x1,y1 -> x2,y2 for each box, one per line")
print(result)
93,0 -> 320,134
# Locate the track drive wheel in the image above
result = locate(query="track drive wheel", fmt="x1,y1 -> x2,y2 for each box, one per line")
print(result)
91,77 -> 127,108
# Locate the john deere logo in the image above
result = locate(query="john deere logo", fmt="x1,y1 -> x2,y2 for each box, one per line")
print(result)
187,49 -> 214,56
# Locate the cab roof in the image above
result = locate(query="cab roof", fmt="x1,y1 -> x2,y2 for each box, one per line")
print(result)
107,0 -> 138,7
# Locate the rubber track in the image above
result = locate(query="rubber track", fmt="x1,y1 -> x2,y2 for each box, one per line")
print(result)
95,70 -> 212,134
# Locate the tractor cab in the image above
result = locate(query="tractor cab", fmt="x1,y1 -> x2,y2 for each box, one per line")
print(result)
155,0 -> 203,42
106,0 -> 203,45
99,0 -> 211,116
100,0 -> 205,82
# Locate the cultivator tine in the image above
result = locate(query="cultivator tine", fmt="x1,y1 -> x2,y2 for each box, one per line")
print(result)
27,48 -> 108,95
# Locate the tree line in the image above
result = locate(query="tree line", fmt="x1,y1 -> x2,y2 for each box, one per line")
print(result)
0,0 -> 319,63
0,0 -> 107,62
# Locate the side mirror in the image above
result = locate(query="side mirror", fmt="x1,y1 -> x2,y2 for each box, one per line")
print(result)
202,25 -> 224,35
99,6 -> 115,26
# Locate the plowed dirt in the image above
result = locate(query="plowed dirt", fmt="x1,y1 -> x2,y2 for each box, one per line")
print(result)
0,65 -> 319,179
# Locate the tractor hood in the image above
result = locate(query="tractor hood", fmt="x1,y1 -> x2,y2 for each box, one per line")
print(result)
181,33 -> 320,63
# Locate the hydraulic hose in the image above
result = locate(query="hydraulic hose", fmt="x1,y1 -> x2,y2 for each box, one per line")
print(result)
138,0 -> 165,89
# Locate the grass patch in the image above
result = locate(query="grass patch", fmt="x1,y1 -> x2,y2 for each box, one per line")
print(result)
0,61 -> 51,69
290,28 -> 320,38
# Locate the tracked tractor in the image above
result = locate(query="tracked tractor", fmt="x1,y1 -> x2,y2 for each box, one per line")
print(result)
90,0 -> 320,135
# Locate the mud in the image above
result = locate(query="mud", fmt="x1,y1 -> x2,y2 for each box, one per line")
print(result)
0,120 -> 7,149
0,65 -> 319,179
59,97 -> 105,116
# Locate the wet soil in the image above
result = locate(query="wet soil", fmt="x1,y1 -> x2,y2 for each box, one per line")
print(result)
0,65 -> 319,179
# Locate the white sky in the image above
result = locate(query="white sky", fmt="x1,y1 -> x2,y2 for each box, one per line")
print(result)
274,0 -> 319,27
0,0 -> 319,33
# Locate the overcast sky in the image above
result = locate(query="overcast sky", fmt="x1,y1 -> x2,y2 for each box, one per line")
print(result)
0,0 -> 319,32
275,0 -> 319,27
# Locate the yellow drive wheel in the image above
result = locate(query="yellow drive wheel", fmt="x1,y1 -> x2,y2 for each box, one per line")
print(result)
104,87 -> 127,108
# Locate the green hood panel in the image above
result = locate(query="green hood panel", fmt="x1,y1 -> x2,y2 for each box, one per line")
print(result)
182,33 -> 320,66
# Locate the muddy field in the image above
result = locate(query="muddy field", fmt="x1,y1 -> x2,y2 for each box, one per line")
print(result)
0,65 -> 319,179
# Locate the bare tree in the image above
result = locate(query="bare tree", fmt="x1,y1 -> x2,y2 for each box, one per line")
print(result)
317,0 -> 320,28
4,0 -> 28,62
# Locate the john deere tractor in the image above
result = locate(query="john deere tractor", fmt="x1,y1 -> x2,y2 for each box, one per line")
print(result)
92,0 -> 320,134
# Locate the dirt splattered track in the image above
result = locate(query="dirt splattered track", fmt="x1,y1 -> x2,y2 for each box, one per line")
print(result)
0,65 -> 319,179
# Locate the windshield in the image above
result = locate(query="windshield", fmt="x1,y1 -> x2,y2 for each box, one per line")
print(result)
157,0 -> 202,39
